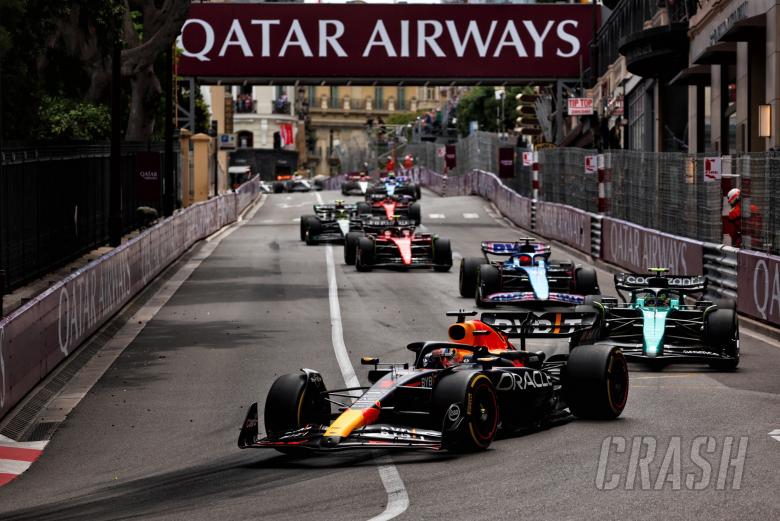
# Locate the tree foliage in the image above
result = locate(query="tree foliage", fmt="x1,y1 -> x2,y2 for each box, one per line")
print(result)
1,0 -> 191,142
455,86 -> 533,136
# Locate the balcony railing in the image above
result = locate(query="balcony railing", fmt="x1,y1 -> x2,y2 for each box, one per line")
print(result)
595,0 -> 699,79
271,100 -> 291,115
235,97 -> 256,114
311,97 -> 416,113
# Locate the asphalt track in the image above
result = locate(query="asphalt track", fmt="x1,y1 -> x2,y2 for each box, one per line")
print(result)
0,190 -> 779,520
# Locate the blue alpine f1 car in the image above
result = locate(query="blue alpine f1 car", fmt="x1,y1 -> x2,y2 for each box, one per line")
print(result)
460,239 -> 599,307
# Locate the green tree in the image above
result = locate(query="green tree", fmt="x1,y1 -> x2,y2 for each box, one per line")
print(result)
1,0 -> 191,142
455,86 -> 532,136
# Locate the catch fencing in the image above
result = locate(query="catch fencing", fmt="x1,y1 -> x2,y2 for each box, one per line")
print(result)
0,176 -> 261,420
0,142 -> 178,293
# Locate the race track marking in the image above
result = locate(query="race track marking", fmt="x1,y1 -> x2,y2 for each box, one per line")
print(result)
0,435 -> 47,486
769,429 -> 780,442
463,213 -> 480,219
322,215 -> 409,520
429,214 -> 445,219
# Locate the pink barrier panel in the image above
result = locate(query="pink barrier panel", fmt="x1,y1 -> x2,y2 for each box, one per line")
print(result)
737,250 -> 780,326
601,217 -> 704,275
0,182 -> 259,419
535,201 -> 591,254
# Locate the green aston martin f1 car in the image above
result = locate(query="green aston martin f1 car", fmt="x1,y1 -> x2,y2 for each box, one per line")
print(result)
575,269 -> 739,370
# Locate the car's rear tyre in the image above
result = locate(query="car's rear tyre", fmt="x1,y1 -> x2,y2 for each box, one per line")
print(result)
575,267 -> 599,295
415,184 -> 422,200
408,202 -> 422,225
564,344 -> 629,420
433,371 -> 498,452
705,308 -> 739,370
305,218 -> 322,245
356,202 -> 371,216
344,232 -> 362,265
273,182 -> 284,193
300,215 -> 318,242
264,372 -> 330,455
433,238 -> 452,272
476,264 -> 500,308
459,257 -> 484,297
356,237 -> 374,271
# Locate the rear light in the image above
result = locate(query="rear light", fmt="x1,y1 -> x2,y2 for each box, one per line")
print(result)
518,254 -> 532,266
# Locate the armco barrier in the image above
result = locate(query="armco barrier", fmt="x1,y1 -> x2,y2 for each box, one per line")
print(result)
601,217 -> 704,275
0,177 -> 261,419
535,201 -> 591,254
737,249 -> 780,327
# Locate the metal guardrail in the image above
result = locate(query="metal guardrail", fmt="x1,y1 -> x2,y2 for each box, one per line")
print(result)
590,216 -> 603,259
703,243 -> 739,302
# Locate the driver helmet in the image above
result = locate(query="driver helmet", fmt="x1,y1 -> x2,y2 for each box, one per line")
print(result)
727,188 -> 740,206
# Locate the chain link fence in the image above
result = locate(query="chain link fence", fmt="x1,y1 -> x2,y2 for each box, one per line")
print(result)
538,148 -> 598,213
338,132 -> 780,255
727,153 -> 780,254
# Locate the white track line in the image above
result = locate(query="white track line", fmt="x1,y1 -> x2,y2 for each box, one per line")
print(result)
319,186 -> 409,520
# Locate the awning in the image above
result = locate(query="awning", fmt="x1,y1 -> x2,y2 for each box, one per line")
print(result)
669,65 -> 711,87
715,14 -> 766,43
692,42 -> 737,65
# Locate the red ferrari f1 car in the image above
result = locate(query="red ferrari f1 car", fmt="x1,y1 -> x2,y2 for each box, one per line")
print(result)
238,310 -> 629,454
353,224 -> 452,272
358,194 -> 421,225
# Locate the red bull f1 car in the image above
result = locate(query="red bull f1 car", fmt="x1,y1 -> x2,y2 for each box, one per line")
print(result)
582,270 -> 739,370
358,194 -> 421,225
459,239 -> 599,307
238,310 -> 629,454
353,223 -> 452,272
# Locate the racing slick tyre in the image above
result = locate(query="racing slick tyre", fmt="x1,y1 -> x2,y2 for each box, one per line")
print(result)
459,257 -> 485,297
264,372 -> 330,455
356,237 -> 374,271
415,183 -> 422,200
305,218 -> 322,245
344,232 -> 363,265
433,238 -> 453,272
704,308 -> 740,370
409,202 -> 422,225
356,202 -> 372,216
273,182 -> 285,194
564,344 -> 629,420
433,371 -> 499,452
300,215 -> 318,242
475,265 -> 500,308
574,267 -> 599,295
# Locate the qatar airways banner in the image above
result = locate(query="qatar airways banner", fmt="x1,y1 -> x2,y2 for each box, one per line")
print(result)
737,250 -> 780,327
177,4 -> 595,81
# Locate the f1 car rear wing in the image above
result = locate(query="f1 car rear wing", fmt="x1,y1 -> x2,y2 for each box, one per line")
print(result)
361,218 -> 415,228
479,311 -> 599,338
314,203 -> 357,212
614,273 -> 706,293
481,240 -> 551,256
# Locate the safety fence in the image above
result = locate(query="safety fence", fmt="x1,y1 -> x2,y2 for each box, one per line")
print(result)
0,176 -> 262,420
0,142 -> 180,293
378,166 -> 777,330
403,141 -> 780,257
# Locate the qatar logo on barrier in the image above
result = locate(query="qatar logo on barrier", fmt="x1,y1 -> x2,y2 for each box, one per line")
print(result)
177,4 -> 594,79
751,259 -> 780,321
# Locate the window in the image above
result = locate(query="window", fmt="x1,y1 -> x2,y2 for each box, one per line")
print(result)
628,89 -> 645,150
398,87 -> 405,111
375,87 -> 384,109
703,86 -> 712,152
330,86 -> 339,109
